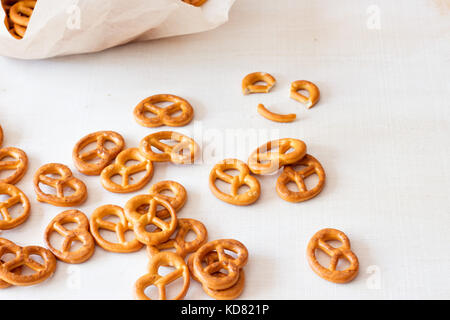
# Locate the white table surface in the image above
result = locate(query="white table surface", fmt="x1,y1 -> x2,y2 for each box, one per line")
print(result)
0,0 -> 449,300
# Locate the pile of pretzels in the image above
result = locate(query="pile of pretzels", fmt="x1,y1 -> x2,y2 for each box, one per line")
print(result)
1,0 -> 35,39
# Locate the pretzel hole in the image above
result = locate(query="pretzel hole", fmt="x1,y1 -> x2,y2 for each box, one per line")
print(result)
68,240 -> 84,252
0,155 -> 16,162
63,185 -> 76,196
154,101 -> 175,108
215,179 -> 232,194
326,240 -> 343,249
128,171 -> 148,185
294,89 -> 311,98
124,159 -> 140,168
224,169 -> 240,176
110,174 -> 123,185
137,204 -> 149,215
0,252 -> 16,263
286,182 -> 300,192
238,185 -> 250,195
0,194 -> 11,203
102,215 -> 121,224
143,284 -> 161,300
0,168 -> 16,180
28,254 -> 45,268
143,111 -> 158,119
184,230 -> 197,243
224,249 -> 239,260
159,189 -> 176,198
253,80 -> 270,86
0,202 -> 25,220
145,224 -> 160,233
335,257 -> 350,271
164,274 -> 186,300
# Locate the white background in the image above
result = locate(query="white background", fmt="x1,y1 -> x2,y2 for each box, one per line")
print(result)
0,0 -> 449,299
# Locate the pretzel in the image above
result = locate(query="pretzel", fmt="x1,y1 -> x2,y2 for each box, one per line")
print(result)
147,180 -> 187,219
242,72 -> 276,95
139,131 -> 199,165
33,163 -> 87,207
147,218 -> 207,258
248,138 -> 307,175
0,241 -> 56,286
290,80 -> 320,109
0,183 -> 30,230
257,104 -> 296,123
73,131 -> 125,176
188,251 -> 246,300
135,252 -> 190,300
90,205 -> 143,253
193,239 -> 248,290
306,228 -> 359,283
0,147 -> 28,185
134,94 -> 194,128
276,154 -> 326,202
182,0 -> 208,7
13,22 -> 25,37
44,210 -> 95,264
3,16 -> 22,39
9,1 -> 35,27
100,148 -> 154,193
0,238 -> 22,289
0,125 -> 3,147
124,194 -> 178,246
209,159 -> 260,206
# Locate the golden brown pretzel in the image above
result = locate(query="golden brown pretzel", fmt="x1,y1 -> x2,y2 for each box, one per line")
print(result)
44,210 -> 95,264
124,194 -> 178,246
276,154 -> 326,202
247,138 -> 307,175
139,131 -> 199,164
148,180 -> 187,219
182,0 -> 208,6
0,147 -> 28,185
9,1 -> 35,27
209,159 -> 260,206
242,72 -> 276,95
100,148 -> 154,193
0,183 -> 30,230
193,239 -> 248,291
0,241 -> 56,286
90,204 -> 143,253
306,228 -> 359,284
134,94 -> 194,128
290,80 -> 320,109
72,131 -> 125,176
147,218 -> 207,258
0,125 -> 3,147
33,163 -> 87,207
134,252 -> 190,300
257,104 -> 296,123
3,15 -> 22,39
0,238 -> 22,289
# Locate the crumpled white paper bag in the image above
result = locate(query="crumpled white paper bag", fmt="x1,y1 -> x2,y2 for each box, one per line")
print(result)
0,0 -> 235,59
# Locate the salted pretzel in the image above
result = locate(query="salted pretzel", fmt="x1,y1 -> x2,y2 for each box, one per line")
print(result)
248,138 -> 307,175
135,252 -> 190,300
193,239 -> 248,290
0,147 -> 28,185
209,159 -> 260,206
290,80 -> 320,109
0,241 -> 56,286
90,205 -> 143,253
242,72 -> 276,95
124,194 -> 178,246
33,163 -> 87,207
9,1 -> 35,27
307,228 -> 359,284
0,183 -> 30,230
148,180 -> 187,219
44,210 -> 95,264
182,0 -> 208,7
139,131 -> 199,164
100,148 -> 154,193
73,131 -> 125,176
134,94 -> 194,128
188,251 -> 246,300
257,104 -> 296,123
276,154 -> 325,202
147,218 -> 207,258
0,238 -> 22,289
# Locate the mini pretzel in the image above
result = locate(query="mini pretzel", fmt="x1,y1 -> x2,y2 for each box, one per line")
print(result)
44,210 -> 95,264
100,148 -> 154,193
4,16 -> 22,39
134,252 -> 190,300
0,241 -> 56,286
73,131 -> 125,176
0,147 -> 28,185
124,194 -> 178,246
276,154 -> 326,202
33,163 -> 87,207
242,72 -> 276,95
290,80 -> 320,109
188,251 -> 246,300
209,159 -> 260,206
134,94 -> 194,128
147,218 -> 207,258
0,238 -> 22,289
257,104 -> 296,123
193,239 -> 248,290
90,205 -> 143,253
182,0 -> 208,6
307,228 -> 359,284
9,1 -> 35,27
139,131 -> 199,164
248,138 -> 307,175
0,183 -> 30,230
148,180 -> 187,219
